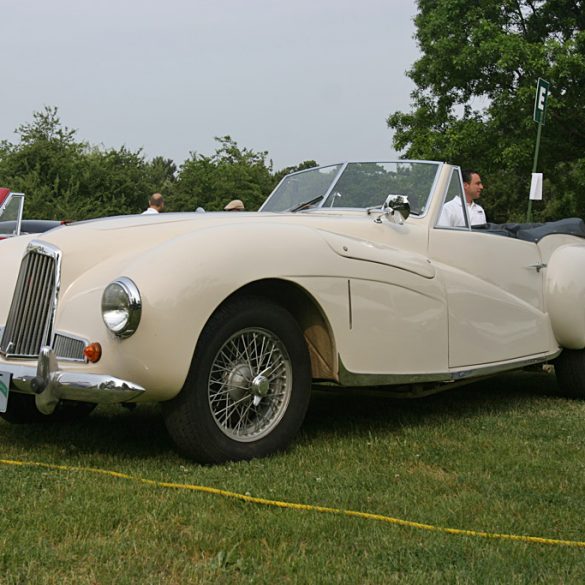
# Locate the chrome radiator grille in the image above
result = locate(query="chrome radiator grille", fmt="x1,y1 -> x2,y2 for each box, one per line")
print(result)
0,243 -> 60,358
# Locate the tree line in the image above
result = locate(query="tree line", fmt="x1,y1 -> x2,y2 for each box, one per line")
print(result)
0,106 -> 316,220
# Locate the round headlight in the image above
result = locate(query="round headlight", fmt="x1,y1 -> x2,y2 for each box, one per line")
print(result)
101,277 -> 141,338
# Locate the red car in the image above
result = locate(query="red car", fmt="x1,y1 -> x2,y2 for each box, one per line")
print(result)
0,188 -> 62,240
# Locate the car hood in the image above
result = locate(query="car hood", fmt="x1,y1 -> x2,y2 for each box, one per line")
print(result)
2,210 -> 432,284
13,211 -> 356,259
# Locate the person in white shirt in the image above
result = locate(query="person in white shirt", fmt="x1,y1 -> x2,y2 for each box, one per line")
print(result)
142,193 -> 165,214
438,170 -> 486,227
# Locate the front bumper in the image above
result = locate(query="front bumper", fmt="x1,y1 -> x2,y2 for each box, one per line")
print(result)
2,346 -> 145,414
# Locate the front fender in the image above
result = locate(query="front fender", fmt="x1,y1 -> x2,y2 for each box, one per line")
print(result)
56,222 -> 346,400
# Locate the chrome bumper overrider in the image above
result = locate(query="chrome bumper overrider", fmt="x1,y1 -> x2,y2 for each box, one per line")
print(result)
3,346 -> 145,415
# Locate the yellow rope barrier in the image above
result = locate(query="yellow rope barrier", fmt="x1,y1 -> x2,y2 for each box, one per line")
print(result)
2,457 -> 584,549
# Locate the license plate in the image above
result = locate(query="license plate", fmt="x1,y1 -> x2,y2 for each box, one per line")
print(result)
0,371 -> 11,413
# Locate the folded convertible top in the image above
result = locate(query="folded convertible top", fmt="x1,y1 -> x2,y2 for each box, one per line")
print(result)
472,218 -> 585,242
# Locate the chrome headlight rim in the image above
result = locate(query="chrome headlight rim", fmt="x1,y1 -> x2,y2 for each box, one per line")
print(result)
101,277 -> 142,338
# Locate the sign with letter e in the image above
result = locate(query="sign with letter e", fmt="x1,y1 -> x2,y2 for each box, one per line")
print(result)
533,78 -> 550,125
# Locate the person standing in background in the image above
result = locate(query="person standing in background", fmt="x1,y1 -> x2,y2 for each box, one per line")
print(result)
142,193 -> 165,214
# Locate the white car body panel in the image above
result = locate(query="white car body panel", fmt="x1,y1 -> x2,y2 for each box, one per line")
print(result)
429,229 -> 556,367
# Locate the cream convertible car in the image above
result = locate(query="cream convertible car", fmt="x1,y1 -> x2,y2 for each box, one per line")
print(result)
1,161 -> 585,463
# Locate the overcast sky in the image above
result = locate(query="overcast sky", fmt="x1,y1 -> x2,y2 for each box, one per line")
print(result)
2,0 -> 420,171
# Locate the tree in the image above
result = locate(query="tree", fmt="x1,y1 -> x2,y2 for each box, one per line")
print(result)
77,146 -> 158,217
388,0 -> 585,222
0,106 -> 87,219
146,156 -> 177,195
171,136 -> 275,212
0,108 -> 317,219
271,160 -> 319,186
0,107 -> 175,219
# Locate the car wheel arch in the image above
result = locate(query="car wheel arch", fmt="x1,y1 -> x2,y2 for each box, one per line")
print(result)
209,278 -> 338,383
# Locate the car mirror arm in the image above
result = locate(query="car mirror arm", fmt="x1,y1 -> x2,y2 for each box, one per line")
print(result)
368,194 -> 410,225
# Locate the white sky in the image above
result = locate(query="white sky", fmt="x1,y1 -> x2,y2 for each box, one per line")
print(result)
1,0 -> 420,171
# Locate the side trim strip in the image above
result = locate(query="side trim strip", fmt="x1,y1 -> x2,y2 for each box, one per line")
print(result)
337,350 -> 561,388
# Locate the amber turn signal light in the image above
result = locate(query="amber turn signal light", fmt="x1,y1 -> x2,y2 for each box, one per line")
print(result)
84,342 -> 102,363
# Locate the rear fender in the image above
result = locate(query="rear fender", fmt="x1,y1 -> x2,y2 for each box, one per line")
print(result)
545,244 -> 585,348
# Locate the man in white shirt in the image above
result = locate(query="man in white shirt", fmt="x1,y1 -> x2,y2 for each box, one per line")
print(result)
142,193 -> 165,214
438,170 -> 486,227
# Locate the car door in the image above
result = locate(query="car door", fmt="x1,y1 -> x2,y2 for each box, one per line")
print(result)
428,169 -> 556,368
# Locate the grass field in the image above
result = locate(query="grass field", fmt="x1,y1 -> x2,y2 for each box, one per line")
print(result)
1,370 -> 585,584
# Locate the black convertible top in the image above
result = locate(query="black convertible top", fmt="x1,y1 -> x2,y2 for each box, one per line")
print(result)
471,218 -> 585,243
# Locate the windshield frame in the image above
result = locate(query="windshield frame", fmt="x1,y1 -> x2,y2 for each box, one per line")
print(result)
260,160 -> 443,217
260,163 -> 345,213
0,192 -> 25,237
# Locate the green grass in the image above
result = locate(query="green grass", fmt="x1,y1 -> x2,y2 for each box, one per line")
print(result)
2,371 -> 585,584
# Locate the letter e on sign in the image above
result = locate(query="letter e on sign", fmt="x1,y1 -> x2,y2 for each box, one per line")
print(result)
533,78 -> 550,125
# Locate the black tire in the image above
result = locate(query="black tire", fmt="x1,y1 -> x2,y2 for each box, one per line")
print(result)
554,348 -> 585,398
162,296 -> 312,464
0,392 -> 97,424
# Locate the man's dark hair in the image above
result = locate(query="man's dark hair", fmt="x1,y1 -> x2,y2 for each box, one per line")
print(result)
461,169 -> 479,184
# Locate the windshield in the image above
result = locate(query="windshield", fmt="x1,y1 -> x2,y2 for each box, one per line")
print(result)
261,161 -> 441,215
261,164 -> 343,212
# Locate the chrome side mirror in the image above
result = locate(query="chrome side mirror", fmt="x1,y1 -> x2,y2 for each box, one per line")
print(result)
376,194 -> 410,224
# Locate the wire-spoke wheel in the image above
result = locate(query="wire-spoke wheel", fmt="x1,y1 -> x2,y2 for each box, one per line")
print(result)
163,296 -> 312,463
209,327 -> 293,442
